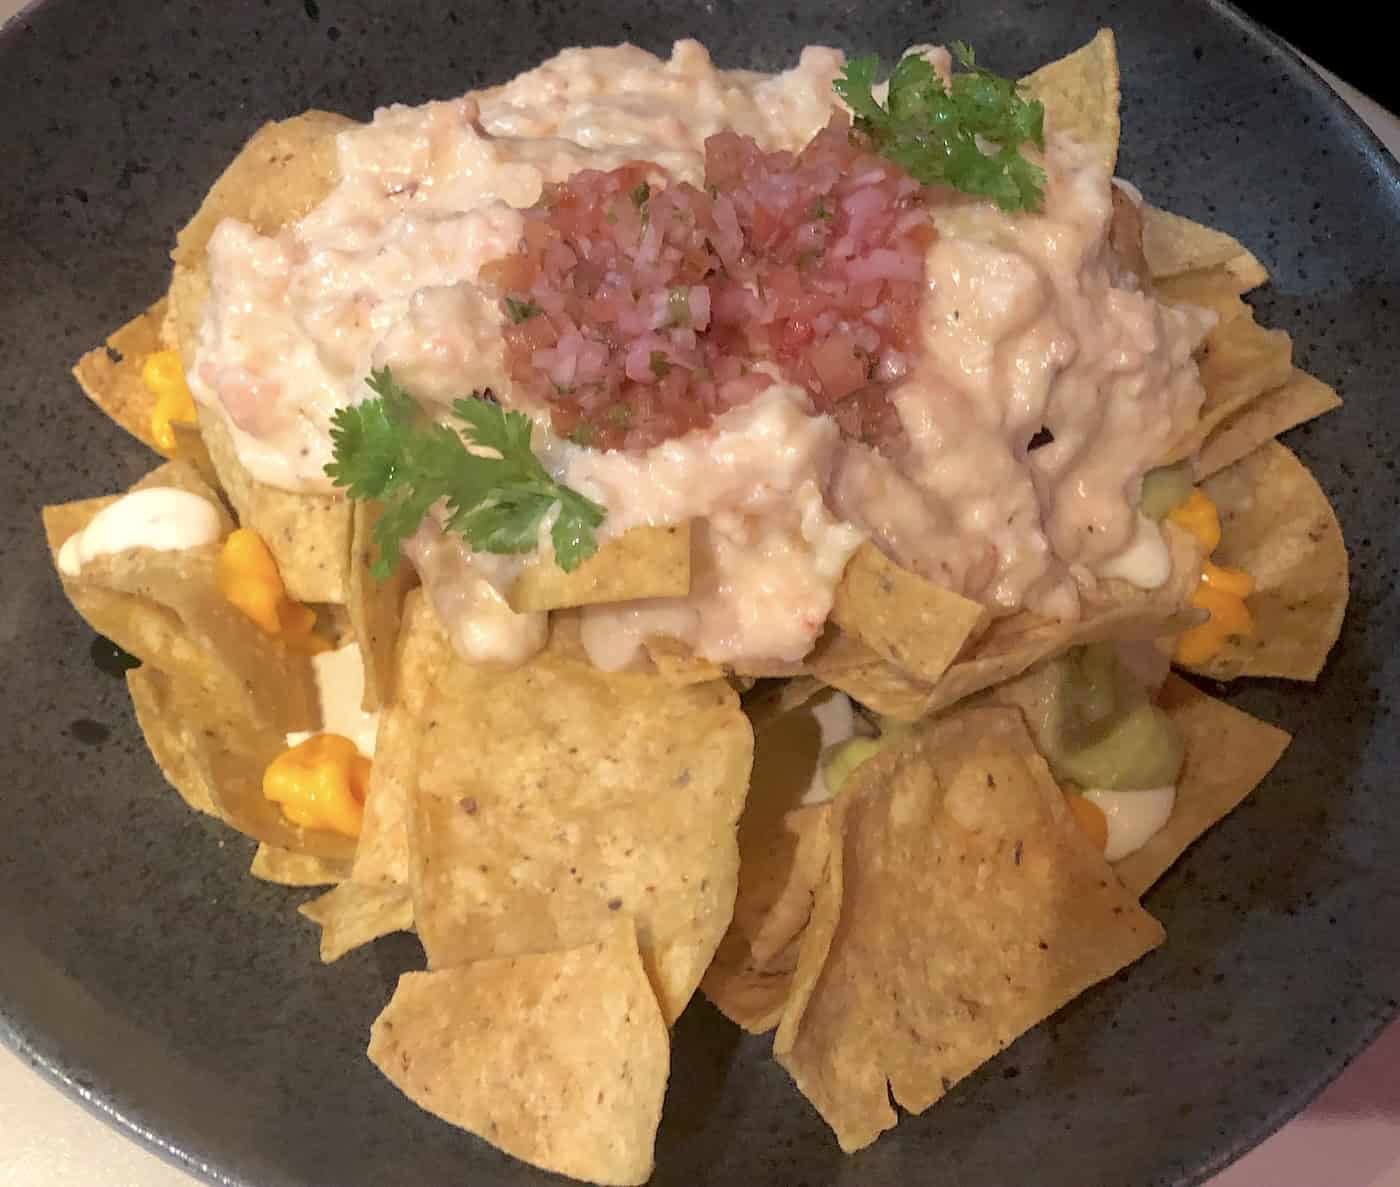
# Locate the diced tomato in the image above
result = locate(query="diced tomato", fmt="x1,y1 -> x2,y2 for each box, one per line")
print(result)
492,113 -> 930,453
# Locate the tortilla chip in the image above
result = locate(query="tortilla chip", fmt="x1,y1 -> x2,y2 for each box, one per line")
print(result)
251,843 -> 352,887
1156,268 -> 1256,322
742,676 -> 825,732
165,110 -> 357,605
829,542 -> 988,684
299,881 -> 414,963
773,708 -> 1163,1152
1163,306 -> 1294,464
368,918 -> 668,1186
508,524 -> 691,613
1141,206 -> 1269,291
922,522 -> 1203,716
1196,369 -> 1341,480
167,420 -> 219,488
124,663 -> 352,859
196,405 -> 352,605
643,634 -> 727,685
804,627 -> 936,720
703,691 -> 844,1032
168,110 -> 355,362
346,501 -> 411,711
1184,441 -> 1348,681
1020,29 -> 1120,174
72,299 -> 170,454
1113,676 -> 1290,896
125,666 -> 221,819
351,593 -> 446,891
409,620 -> 753,1024
42,462 -> 318,736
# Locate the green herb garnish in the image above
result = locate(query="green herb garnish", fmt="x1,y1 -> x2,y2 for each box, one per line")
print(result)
325,368 -> 605,578
505,296 -> 541,323
834,42 -> 1046,212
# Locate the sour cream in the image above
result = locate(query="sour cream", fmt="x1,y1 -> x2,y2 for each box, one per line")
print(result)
57,488 -> 222,577
1082,785 -> 1176,861
285,642 -> 381,757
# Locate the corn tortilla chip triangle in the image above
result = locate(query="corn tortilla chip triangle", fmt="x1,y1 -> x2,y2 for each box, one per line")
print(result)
168,110 -> 357,605
351,592 -> 446,891
126,666 -> 222,819
1156,268 -> 1255,322
804,626 -> 935,720
829,541 -> 988,684
123,663 -> 352,859
774,708 -> 1164,1152
368,917 -> 668,1187
703,692 -> 840,1032
1141,206 -> 1268,291
1184,441 -> 1348,681
168,110 -> 355,363
251,843 -> 352,887
507,523 -> 691,613
1114,676 -> 1290,896
741,675 -> 825,732
299,881 -> 414,963
72,299 -> 170,454
346,500 -> 412,712
42,461 -> 319,738
1196,369 -> 1341,480
643,633 -> 727,685
196,405 -> 353,605
409,617 -> 753,1024
1020,29 -> 1120,175
922,522 -> 1203,715
1163,305 -> 1294,464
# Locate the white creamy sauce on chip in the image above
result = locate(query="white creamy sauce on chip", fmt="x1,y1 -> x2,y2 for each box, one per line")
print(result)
58,488 -> 222,577
843,136 -> 1211,618
800,690 -> 860,806
403,518 -> 547,666
564,385 -> 864,668
285,642 -> 381,758
186,39 -> 1212,671
1083,784 -> 1177,861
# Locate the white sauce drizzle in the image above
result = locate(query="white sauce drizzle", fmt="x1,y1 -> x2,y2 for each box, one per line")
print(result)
1082,785 -> 1177,861
58,488 -> 222,577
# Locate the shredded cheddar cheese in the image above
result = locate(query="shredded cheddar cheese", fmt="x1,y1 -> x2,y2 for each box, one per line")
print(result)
1169,490 -> 1255,665
262,734 -> 369,838
216,528 -> 328,652
141,350 -> 197,455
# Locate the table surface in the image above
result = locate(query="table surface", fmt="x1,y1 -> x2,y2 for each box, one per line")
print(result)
3,1 -> 1397,1183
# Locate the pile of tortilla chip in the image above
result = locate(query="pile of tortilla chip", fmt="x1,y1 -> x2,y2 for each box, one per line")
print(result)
41,27 -> 1348,1187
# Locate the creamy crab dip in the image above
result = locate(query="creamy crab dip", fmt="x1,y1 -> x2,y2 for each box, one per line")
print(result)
185,40 -> 1210,671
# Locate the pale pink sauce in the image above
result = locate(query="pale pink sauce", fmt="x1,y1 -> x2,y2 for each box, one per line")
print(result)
185,40 -> 1210,670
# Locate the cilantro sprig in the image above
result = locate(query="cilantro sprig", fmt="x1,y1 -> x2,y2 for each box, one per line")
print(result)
325,368 -> 605,579
834,42 -> 1046,212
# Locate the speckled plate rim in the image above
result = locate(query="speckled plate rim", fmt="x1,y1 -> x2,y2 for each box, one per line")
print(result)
1,0 -> 1398,1184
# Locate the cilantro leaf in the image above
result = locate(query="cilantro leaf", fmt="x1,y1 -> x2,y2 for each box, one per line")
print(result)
504,296 -> 541,323
325,368 -> 605,579
834,45 -> 1046,212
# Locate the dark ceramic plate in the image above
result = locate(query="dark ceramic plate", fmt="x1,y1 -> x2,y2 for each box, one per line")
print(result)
2,1 -> 1398,1184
